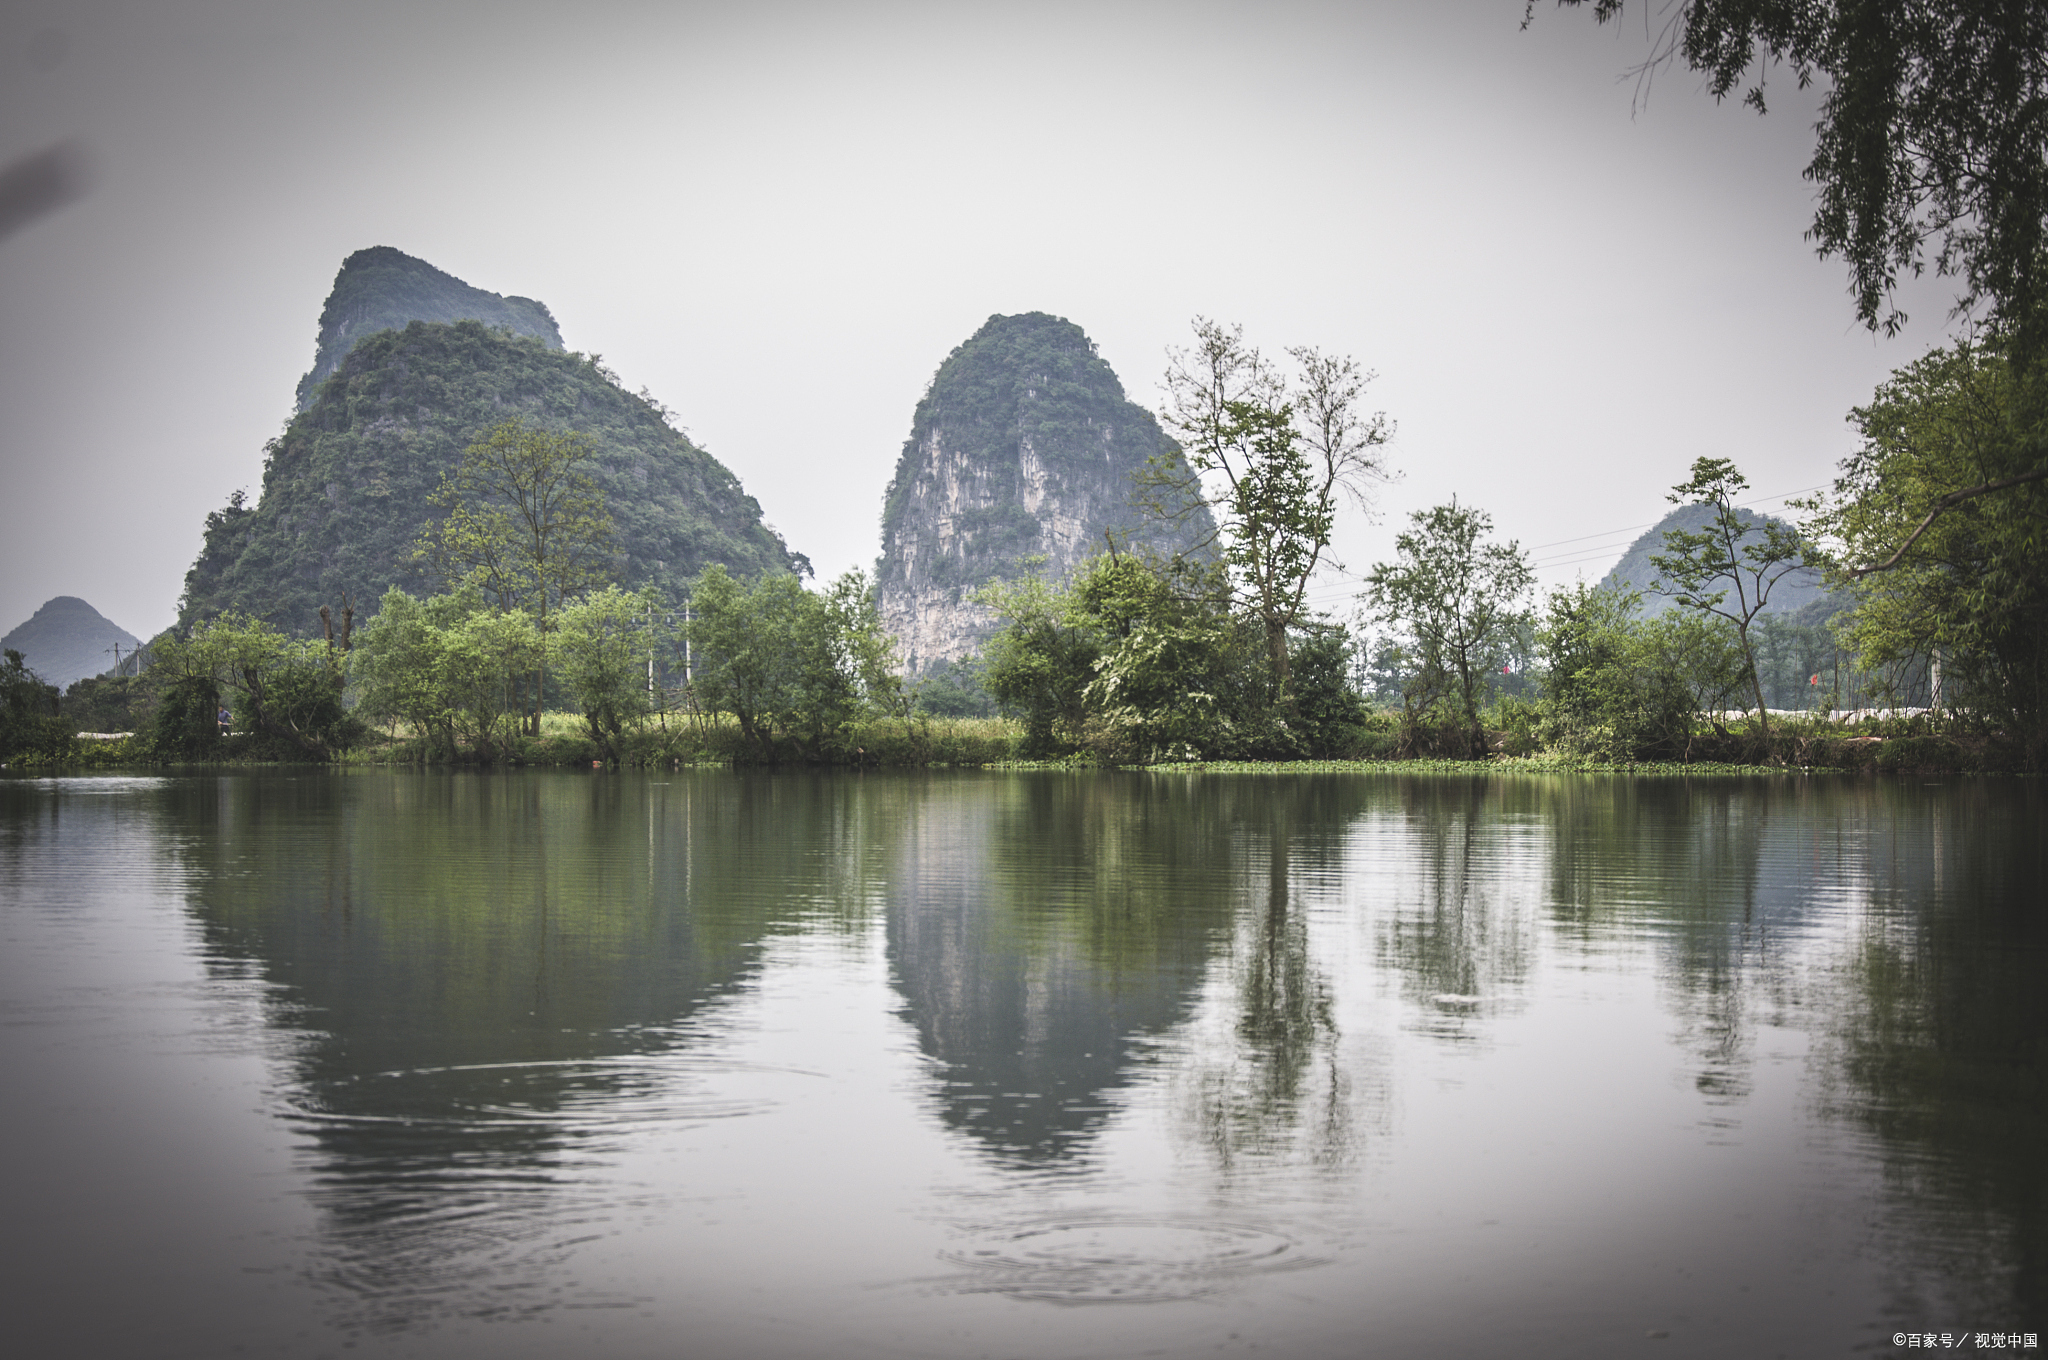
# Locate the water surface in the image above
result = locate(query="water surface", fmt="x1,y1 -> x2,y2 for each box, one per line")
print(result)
1,769 -> 2040,1358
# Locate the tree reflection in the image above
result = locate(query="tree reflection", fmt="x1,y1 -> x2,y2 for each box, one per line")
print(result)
1179,783 -> 1357,1172
1374,776 -> 1534,1041
1811,779 -> 2048,1325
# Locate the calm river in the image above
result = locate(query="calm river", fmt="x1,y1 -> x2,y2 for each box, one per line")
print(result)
1,769 -> 2041,1359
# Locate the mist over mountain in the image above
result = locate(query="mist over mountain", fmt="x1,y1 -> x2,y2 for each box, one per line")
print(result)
1,596 -> 141,689
180,251 -> 804,635
1598,503 -> 1838,621
294,247 -> 562,411
876,312 -> 1214,674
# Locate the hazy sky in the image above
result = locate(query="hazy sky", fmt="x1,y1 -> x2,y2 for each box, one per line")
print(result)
0,0 -> 1964,642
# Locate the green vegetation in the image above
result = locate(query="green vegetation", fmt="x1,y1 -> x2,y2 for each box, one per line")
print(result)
1151,318 -> 1391,703
978,551 -> 1372,762
1363,500 -> 1533,758
414,416 -> 618,732
1803,337 -> 2048,763
684,565 -> 902,760
1536,582 -> 1745,762
0,649 -> 67,761
1648,457 -> 1814,743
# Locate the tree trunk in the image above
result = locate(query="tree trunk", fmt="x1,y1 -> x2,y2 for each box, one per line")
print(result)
1737,623 -> 1772,747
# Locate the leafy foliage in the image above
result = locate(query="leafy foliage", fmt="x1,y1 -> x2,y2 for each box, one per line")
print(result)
553,586 -> 662,762
1542,0 -> 2048,346
979,553 -> 1365,762
1153,318 -> 1393,702
1650,457 -> 1814,740
145,613 -> 362,760
685,566 -> 901,759
0,649 -> 67,761
350,587 -> 539,761
910,657 -> 996,717
415,418 -> 616,616
1537,583 -> 1746,761
1805,339 -> 2048,758
1364,501 -> 1534,758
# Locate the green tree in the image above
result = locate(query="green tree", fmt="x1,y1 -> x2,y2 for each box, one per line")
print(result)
1537,583 -> 1745,761
1155,318 -> 1393,705
351,587 -> 539,761
1649,457 -> 1811,743
1076,552 -> 1251,760
1284,623 -> 1376,758
1803,341 -> 2048,758
416,417 -> 616,732
977,566 -> 1103,757
147,613 -> 358,760
1364,501 -> 1534,758
553,586 -> 662,764
0,649 -> 66,761
685,567 -> 888,759
822,568 -> 906,721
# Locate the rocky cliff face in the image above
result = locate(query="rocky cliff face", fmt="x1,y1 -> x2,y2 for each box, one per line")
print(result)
876,313 -> 1212,674
293,246 -> 562,411
181,253 -> 804,635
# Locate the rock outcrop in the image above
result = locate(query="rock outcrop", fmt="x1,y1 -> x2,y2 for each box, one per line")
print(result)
294,246 -> 561,410
180,252 -> 804,635
876,313 -> 1212,674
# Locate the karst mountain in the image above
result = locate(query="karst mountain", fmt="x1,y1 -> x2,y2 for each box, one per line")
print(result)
179,247 -> 804,634
876,312 -> 1213,674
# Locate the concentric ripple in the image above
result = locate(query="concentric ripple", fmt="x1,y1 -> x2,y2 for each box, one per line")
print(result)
940,1215 -> 1321,1304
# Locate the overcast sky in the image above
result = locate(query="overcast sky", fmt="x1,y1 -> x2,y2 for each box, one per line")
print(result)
0,0 -> 1964,643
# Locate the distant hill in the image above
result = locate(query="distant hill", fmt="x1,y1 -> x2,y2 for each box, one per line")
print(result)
294,246 -> 562,410
876,312 -> 1214,674
181,251 -> 805,636
1598,503 -> 1838,621
0,597 -> 142,689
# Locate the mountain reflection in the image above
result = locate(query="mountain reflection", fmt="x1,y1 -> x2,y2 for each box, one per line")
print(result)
129,768 -> 2045,1338
884,773 -> 1241,1168
167,771 -> 870,1331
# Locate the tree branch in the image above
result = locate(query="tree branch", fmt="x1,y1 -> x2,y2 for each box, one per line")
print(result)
1847,465 -> 2048,577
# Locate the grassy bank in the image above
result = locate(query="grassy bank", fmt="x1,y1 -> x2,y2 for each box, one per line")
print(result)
4,710 -> 2027,775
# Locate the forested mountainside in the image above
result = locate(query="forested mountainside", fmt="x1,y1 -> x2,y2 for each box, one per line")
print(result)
293,246 -> 562,410
0,596 -> 141,690
877,312 -> 1214,674
1599,503 -> 1838,622
181,317 -> 803,635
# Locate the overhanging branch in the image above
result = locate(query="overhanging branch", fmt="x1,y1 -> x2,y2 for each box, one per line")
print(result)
1847,465 -> 2048,577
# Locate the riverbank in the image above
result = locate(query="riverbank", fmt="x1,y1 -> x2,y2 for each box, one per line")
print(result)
4,711 -> 2029,774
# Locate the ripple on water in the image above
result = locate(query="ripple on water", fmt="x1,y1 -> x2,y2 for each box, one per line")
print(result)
939,1215 -> 1322,1304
